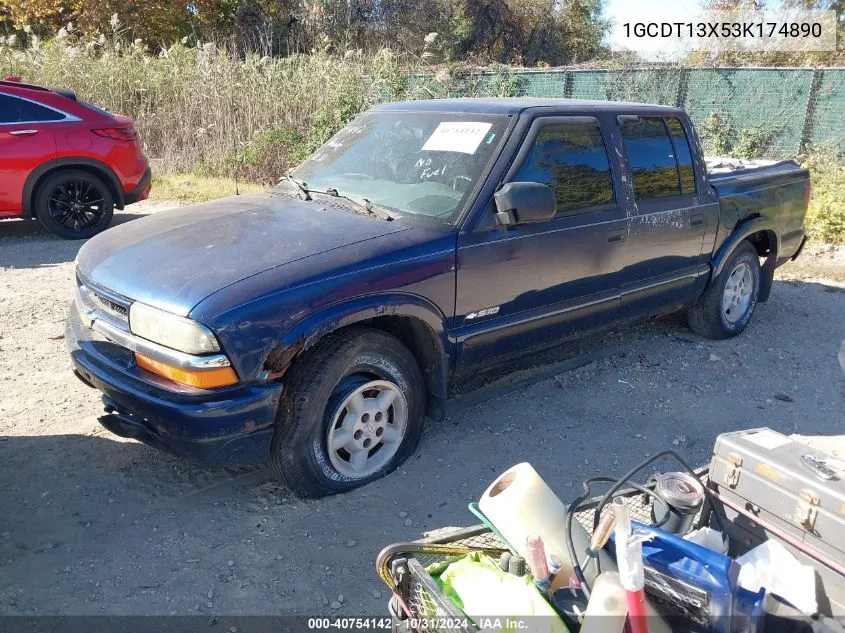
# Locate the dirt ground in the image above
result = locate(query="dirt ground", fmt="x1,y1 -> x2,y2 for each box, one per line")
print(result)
1,202 -> 844,617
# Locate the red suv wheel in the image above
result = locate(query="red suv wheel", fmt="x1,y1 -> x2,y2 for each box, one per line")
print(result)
35,169 -> 115,239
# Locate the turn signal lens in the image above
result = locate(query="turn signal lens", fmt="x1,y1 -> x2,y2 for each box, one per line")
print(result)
135,353 -> 238,389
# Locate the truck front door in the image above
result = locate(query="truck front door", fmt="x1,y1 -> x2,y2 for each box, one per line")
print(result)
454,115 -> 629,369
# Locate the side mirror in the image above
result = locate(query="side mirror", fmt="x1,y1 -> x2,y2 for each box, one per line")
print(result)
494,182 -> 557,226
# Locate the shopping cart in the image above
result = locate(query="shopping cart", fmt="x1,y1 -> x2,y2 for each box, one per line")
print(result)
376,525 -> 510,633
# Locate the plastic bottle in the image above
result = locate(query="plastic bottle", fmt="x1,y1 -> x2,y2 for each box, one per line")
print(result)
579,572 -> 628,633
525,534 -> 550,583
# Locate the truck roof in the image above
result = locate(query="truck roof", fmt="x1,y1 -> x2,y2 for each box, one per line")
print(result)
374,97 -> 683,116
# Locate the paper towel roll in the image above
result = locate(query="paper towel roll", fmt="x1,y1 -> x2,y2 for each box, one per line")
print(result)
479,462 -> 572,577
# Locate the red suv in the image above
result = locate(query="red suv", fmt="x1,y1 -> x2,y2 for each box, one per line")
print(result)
0,77 -> 151,239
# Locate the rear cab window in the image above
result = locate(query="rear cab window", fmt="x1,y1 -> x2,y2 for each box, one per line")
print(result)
665,117 -> 696,194
618,115 -> 697,200
511,118 -> 615,216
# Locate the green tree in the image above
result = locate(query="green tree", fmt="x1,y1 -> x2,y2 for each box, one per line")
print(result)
685,0 -> 844,66
0,0 -> 611,62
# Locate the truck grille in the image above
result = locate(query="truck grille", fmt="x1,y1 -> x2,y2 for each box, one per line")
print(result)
76,275 -> 131,330
91,290 -> 128,319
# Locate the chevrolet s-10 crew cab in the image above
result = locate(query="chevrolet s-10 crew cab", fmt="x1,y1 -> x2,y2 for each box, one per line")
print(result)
67,98 -> 810,497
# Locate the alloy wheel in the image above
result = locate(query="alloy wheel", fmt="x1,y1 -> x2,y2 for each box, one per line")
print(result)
722,262 -> 754,323
325,379 -> 408,479
48,180 -> 106,233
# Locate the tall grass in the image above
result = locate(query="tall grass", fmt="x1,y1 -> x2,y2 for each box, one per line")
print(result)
1,37 -> 399,180
803,147 -> 845,244
0,30 -> 521,182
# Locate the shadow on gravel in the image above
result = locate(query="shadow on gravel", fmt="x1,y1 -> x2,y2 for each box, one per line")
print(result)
779,278 -> 845,294
0,433 -> 263,555
0,211 -> 149,269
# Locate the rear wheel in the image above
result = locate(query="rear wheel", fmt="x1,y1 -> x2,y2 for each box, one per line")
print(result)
687,241 -> 761,339
34,169 -> 114,239
270,327 -> 426,498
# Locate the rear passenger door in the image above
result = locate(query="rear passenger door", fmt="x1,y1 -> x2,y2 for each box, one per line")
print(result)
455,115 -> 629,368
616,115 -> 711,315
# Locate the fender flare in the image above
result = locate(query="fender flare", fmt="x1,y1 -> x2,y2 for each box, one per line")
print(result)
265,293 -> 452,418
710,217 -> 780,302
22,157 -> 126,216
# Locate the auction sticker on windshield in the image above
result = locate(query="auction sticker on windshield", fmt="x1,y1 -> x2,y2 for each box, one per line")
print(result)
422,121 -> 493,154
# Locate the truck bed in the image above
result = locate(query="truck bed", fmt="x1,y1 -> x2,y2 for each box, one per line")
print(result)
704,156 -> 810,264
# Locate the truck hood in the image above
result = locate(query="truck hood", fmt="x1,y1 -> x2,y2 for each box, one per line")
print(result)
76,193 -> 409,316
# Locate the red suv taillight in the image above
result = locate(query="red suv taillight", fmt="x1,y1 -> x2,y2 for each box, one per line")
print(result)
92,127 -> 137,141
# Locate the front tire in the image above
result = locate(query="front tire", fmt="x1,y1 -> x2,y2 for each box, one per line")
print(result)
687,241 -> 761,339
270,327 -> 426,498
34,169 -> 114,239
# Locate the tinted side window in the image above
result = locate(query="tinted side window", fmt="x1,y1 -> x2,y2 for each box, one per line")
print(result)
619,117 -> 679,199
512,122 -> 614,214
666,117 -> 696,194
0,94 -> 66,124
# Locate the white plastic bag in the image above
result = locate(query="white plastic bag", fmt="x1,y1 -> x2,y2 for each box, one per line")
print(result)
684,527 -> 728,553
736,540 -> 817,615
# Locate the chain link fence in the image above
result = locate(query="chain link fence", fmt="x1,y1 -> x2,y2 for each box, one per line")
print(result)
413,67 -> 845,159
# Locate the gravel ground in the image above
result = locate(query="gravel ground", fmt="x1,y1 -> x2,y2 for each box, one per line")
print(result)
1,202 -> 844,617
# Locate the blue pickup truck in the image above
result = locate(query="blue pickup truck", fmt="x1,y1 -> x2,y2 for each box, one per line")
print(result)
67,98 -> 810,497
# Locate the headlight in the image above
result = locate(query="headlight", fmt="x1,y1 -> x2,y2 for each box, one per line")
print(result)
129,302 -> 220,355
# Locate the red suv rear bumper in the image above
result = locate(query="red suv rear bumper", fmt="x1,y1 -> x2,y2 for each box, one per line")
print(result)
125,166 -> 152,205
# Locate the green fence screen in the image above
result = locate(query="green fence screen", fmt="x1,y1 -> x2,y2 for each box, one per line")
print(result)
415,67 -> 845,158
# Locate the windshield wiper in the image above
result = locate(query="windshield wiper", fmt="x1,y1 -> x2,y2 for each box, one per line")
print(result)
314,188 -> 394,221
278,174 -> 311,201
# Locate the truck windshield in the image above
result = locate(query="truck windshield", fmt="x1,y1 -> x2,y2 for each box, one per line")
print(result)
288,111 -> 509,222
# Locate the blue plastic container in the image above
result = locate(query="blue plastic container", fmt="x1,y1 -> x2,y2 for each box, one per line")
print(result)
610,522 -> 766,633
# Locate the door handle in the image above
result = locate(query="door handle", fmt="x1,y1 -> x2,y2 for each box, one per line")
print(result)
9,129 -> 38,136
607,229 -> 627,244
690,214 -> 705,228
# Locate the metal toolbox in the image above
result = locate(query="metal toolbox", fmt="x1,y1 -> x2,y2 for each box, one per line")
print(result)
709,428 -> 845,615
